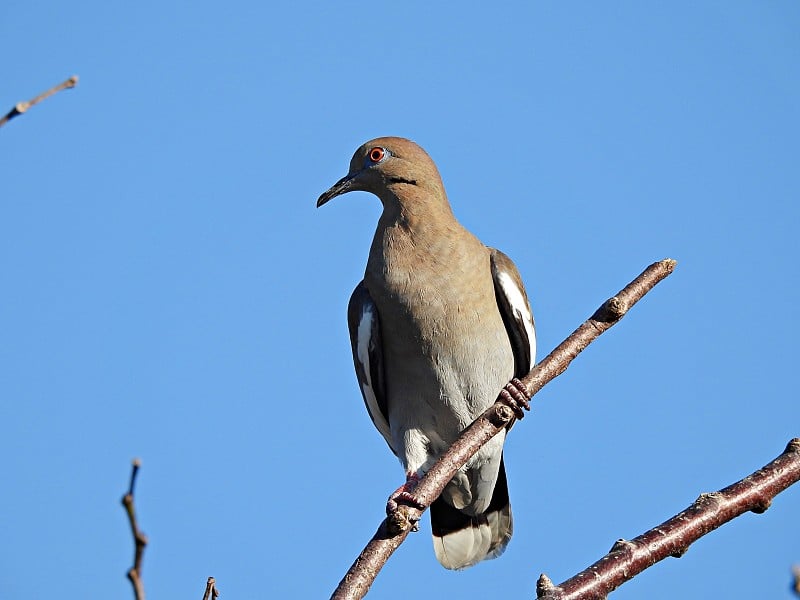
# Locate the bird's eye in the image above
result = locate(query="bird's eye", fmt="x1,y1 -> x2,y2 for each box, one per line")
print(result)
368,147 -> 387,163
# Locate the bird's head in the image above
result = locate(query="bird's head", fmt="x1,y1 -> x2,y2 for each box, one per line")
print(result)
316,137 -> 446,209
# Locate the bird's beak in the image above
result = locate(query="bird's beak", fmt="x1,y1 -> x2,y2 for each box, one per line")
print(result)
317,173 -> 356,208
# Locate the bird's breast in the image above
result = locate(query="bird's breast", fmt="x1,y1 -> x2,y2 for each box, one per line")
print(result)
364,223 -> 515,431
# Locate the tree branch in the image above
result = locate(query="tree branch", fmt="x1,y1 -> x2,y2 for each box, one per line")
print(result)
537,438 -> 800,599
202,576 -> 220,600
122,458 -> 148,600
330,258 -> 677,600
0,75 -> 78,129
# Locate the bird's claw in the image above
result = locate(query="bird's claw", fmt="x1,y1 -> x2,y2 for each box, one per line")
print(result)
499,377 -> 531,419
386,473 -> 425,514
387,504 -> 420,535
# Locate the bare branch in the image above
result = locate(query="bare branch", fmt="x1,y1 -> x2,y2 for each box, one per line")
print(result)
122,458 -> 148,600
0,75 -> 78,129
537,438 -> 800,599
330,258 -> 677,600
202,576 -> 220,600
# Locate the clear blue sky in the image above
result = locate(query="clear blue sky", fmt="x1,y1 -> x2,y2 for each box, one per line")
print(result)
2,2 -> 798,598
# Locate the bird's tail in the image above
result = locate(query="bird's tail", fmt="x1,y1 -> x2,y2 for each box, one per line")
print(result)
430,456 -> 513,570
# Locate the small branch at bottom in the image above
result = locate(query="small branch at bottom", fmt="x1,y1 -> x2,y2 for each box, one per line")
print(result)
122,458 -> 148,600
202,576 -> 220,600
537,438 -> 800,600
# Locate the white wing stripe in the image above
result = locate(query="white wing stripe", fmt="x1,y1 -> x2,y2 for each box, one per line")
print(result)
496,271 -> 536,371
356,307 -> 392,441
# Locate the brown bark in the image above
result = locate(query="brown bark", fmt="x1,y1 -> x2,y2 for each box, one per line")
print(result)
536,438 -> 800,599
331,259 -> 677,600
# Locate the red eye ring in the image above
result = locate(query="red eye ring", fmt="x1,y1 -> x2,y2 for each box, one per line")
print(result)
368,147 -> 386,163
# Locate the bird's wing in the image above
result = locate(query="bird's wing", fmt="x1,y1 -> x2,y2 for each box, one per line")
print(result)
347,281 -> 394,453
489,249 -> 536,378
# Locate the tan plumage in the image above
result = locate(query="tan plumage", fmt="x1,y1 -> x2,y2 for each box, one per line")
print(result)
318,137 -> 535,569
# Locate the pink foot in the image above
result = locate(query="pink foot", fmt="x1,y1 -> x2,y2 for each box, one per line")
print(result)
386,472 -> 424,514
499,377 -> 531,419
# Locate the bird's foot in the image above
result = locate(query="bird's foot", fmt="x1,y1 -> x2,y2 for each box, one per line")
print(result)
386,473 -> 424,513
499,377 -> 531,419
386,473 -> 423,534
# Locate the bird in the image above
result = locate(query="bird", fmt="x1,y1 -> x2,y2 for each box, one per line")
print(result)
317,137 -> 535,570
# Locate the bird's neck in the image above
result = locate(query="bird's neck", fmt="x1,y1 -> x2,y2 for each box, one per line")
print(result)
375,185 -> 456,235
366,188 -> 483,291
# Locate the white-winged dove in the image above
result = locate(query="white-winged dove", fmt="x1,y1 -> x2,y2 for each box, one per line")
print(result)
318,137 -> 535,570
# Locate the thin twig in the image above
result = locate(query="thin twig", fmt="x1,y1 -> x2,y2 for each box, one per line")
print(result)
330,258 -> 677,600
537,438 -> 800,599
202,576 -> 220,600
122,458 -> 148,600
0,75 -> 78,128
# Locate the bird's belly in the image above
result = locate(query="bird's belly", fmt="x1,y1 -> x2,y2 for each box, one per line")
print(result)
378,298 -> 515,471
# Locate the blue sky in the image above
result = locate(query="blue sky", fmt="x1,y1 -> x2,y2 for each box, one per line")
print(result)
2,2 -> 798,598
